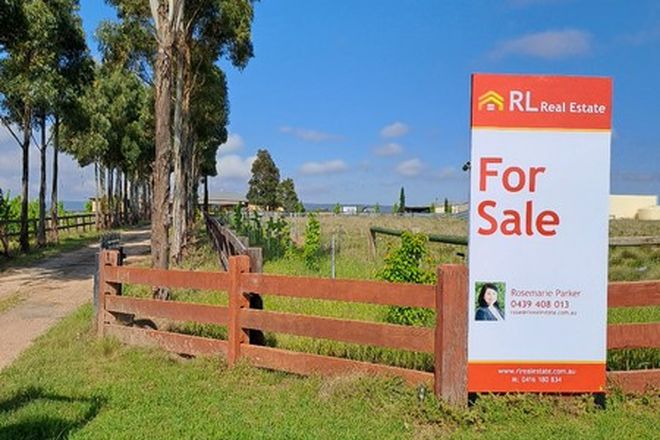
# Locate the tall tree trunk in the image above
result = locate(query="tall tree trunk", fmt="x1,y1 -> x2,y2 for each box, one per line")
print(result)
203,175 -> 209,212
50,115 -> 59,243
171,33 -> 186,264
151,0 -> 176,296
95,162 -> 101,229
141,180 -> 148,220
186,140 -> 196,224
123,172 -> 129,224
107,167 -> 114,227
37,115 -> 47,247
115,169 -> 122,224
19,106 -> 32,252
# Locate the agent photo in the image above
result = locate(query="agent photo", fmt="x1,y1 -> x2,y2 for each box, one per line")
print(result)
475,282 -> 505,321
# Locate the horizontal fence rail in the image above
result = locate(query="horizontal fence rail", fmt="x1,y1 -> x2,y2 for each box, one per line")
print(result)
240,309 -> 435,353
241,273 -> 435,308
368,226 -> 660,255
0,213 -> 100,237
608,281 -> 660,307
96,249 -> 660,404
105,266 -> 230,291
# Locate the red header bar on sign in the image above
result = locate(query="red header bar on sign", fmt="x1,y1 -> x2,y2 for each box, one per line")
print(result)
471,74 -> 612,130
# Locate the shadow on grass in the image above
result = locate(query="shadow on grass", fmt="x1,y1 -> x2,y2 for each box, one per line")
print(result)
0,386 -> 106,440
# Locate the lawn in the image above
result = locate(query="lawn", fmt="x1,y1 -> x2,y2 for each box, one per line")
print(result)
0,305 -> 658,439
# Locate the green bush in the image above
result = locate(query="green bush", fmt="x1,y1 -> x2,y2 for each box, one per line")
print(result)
377,231 -> 435,326
303,213 -> 321,270
228,207 -> 291,260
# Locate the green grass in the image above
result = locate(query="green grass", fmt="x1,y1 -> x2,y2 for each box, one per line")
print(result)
0,293 -> 25,314
0,305 -> 657,439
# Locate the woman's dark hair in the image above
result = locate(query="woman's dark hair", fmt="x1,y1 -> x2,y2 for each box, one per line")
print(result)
477,283 -> 500,308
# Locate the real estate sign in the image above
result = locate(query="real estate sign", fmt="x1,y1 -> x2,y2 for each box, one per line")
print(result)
468,74 -> 612,392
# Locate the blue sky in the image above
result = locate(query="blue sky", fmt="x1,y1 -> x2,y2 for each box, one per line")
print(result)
1,0 -> 659,205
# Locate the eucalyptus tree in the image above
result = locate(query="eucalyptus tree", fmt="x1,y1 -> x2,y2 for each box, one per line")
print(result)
0,0 -> 60,251
46,0 -> 92,243
170,0 -> 255,263
192,62 -> 229,214
61,64 -> 153,229
104,0 -> 255,267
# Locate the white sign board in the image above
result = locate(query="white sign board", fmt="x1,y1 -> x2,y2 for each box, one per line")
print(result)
468,74 -> 612,392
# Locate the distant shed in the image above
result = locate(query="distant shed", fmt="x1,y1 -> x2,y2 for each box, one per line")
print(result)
202,192 -> 248,211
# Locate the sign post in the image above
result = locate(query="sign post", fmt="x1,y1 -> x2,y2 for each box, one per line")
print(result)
468,74 -> 612,392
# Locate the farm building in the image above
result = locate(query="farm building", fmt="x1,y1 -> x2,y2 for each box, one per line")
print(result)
610,195 -> 660,220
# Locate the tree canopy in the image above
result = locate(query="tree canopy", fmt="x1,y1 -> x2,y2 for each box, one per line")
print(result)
247,149 -> 280,210
277,178 -> 300,212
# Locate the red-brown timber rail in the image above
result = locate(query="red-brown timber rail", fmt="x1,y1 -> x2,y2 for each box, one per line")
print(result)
96,249 -> 659,405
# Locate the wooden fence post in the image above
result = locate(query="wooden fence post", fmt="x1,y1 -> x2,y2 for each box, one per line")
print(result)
228,255 -> 251,366
244,247 -> 265,345
96,249 -> 123,337
434,264 -> 468,406
368,228 -> 377,258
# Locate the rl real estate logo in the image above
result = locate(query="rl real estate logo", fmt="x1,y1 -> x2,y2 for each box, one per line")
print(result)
471,74 -> 612,129
477,88 -> 607,114
478,91 -> 504,111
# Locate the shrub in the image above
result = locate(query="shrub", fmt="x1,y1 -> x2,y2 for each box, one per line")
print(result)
303,213 -> 321,270
377,231 -> 435,326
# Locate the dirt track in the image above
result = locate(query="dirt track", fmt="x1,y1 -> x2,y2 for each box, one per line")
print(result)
0,228 -> 150,370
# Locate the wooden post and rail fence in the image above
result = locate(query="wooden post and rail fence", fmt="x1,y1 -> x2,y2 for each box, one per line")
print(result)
96,248 -> 659,405
368,226 -> 660,256
0,213 -> 111,241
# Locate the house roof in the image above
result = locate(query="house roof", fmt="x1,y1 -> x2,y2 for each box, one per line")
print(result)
201,192 -> 248,204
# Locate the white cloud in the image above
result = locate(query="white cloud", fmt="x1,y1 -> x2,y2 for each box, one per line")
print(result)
300,160 -> 348,175
0,149 -> 21,172
280,126 -> 342,143
216,154 -> 256,180
432,166 -> 462,180
380,122 -> 409,138
489,29 -> 591,60
219,133 -> 245,154
396,158 -> 423,177
620,25 -> 660,46
374,143 -> 403,156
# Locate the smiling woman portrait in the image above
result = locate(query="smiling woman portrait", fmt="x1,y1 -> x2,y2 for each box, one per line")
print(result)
475,282 -> 505,321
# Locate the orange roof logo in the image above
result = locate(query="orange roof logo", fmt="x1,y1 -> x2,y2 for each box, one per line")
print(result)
478,90 -> 504,111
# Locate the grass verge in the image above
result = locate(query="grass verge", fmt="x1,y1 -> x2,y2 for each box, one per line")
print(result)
0,305 -> 658,439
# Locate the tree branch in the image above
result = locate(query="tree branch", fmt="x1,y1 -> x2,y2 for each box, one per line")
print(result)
32,131 -> 42,151
0,120 -> 22,146
149,0 -> 160,32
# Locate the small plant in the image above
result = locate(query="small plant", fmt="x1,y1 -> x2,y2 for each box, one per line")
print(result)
377,231 -> 435,326
333,203 -> 341,215
231,205 -> 244,234
303,213 -> 321,270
